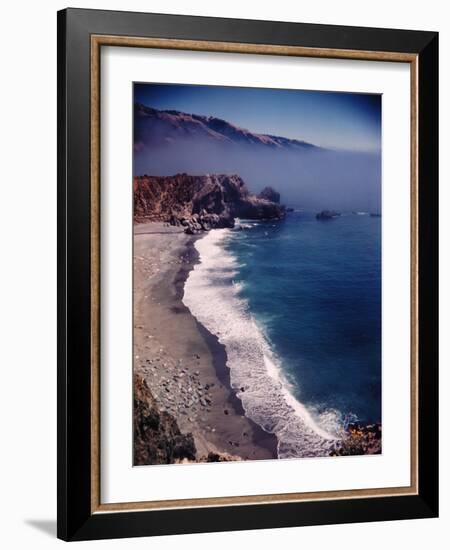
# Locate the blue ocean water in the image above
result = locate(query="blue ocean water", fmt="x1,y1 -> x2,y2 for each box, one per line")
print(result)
227,212 -> 381,427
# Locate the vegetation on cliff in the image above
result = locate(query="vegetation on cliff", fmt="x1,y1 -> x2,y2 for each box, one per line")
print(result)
134,173 -> 285,231
134,375 -> 241,465
134,375 -> 196,465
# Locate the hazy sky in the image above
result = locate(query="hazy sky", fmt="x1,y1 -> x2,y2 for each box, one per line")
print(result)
134,82 -> 381,153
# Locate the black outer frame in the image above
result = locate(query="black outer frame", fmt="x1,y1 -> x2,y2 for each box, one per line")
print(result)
57,8 -> 439,541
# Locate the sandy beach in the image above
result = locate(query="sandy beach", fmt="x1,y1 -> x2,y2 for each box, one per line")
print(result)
133,222 -> 277,462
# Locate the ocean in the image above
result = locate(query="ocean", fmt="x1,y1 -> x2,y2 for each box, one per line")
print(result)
183,212 -> 381,458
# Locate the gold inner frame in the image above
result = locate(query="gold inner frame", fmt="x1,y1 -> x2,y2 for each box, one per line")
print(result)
90,35 -> 419,514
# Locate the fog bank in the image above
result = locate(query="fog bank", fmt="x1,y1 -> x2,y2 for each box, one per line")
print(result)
134,139 -> 381,212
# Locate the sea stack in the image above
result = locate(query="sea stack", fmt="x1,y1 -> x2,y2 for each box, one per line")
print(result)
316,210 -> 341,220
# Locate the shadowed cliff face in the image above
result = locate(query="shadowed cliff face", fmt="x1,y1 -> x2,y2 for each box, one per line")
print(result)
134,375 -> 242,465
134,375 -> 196,466
133,104 -> 381,212
134,173 -> 285,229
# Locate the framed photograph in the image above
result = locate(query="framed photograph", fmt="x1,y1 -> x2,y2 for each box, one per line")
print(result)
57,8 -> 438,541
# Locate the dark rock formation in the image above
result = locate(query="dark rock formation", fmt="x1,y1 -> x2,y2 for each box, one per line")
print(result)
330,423 -> 382,456
134,173 -> 285,232
134,375 -> 196,465
316,210 -> 341,220
258,186 -> 281,204
203,452 -> 236,463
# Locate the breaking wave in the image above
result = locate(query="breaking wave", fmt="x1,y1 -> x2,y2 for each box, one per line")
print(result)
183,229 -> 342,458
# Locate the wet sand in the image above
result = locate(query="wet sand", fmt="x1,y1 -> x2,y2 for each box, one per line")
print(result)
134,222 -> 277,462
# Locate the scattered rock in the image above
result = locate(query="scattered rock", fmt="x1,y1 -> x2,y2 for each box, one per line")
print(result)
133,375 -> 196,465
316,210 -> 341,220
331,423 -> 382,456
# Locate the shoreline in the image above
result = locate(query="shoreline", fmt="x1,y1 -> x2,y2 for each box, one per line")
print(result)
134,222 -> 278,463
174,235 -> 278,457
194,319 -> 278,457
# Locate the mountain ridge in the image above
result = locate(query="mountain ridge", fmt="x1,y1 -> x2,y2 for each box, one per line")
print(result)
134,103 -> 319,151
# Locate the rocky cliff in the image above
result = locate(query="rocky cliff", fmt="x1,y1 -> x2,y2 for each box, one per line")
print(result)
134,173 -> 285,231
134,375 -> 197,465
134,374 -> 241,465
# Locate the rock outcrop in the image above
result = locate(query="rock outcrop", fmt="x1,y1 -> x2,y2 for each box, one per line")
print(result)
134,173 -> 285,232
134,374 -> 196,465
330,423 -> 382,456
316,210 -> 341,220
134,374 -> 242,465
258,186 -> 281,204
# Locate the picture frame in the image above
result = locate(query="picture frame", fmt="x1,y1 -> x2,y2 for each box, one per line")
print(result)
57,8 -> 438,541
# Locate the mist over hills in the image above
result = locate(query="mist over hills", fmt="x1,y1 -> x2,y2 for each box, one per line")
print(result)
134,103 -> 318,151
134,103 -> 381,212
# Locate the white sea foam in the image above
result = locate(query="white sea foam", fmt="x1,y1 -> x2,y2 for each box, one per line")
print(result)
234,218 -> 259,230
183,229 -> 341,458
